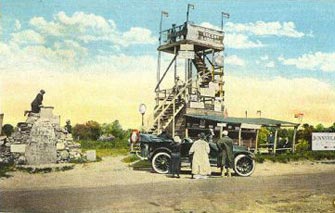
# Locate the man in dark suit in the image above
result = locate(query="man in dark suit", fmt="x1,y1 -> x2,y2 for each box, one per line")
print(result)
31,89 -> 45,113
216,130 -> 234,177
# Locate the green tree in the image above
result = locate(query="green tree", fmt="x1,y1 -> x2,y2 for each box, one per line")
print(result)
1,124 -> 14,137
86,120 -> 101,140
257,127 -> 270,145
327,122 -> 335,132
295,139 -> 310,152
101,120 -> 127,139
72,124 -> 89,140
72,121 -> 101,140
315,123 -> 325,132
297,123 -> 314,148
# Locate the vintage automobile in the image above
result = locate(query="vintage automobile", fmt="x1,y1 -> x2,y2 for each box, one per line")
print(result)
130,131 -> 256,177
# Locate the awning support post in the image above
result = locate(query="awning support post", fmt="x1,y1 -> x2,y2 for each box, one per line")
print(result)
292,126 -> 298,153
273,127 -> 279,154
255,129 -> 259,153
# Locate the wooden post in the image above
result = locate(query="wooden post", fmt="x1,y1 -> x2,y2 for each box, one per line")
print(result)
292,126 -> 297,153
255,129 -> 259,153
238,127 -> 242,146
172,46 -> 177,138
273,128 -> 279,154
219,126 -> 223,139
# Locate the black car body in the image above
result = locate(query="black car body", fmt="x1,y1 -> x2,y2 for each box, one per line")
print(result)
132,133 -> 256,177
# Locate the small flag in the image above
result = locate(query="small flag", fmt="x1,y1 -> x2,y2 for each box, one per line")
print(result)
294,112 -> 304,118
224,108 -> 228,118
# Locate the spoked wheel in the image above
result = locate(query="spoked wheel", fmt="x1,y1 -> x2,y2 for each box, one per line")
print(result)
152,152 -> 171,174
234,154 -> 255,177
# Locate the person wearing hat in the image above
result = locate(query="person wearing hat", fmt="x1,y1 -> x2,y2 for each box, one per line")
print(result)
31,89 -> 45,113
169,136 -> 182,178
65,120 -> 72,134
216,130 -> 234,177
189,132 -> 211,179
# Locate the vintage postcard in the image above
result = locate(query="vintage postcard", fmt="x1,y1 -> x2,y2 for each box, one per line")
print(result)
0,0 -> 334,212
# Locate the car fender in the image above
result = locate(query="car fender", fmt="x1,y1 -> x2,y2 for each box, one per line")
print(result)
234,151 -> 255,159
149,147 -> 172,160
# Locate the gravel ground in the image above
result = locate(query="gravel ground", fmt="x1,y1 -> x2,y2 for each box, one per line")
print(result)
0,156 -> 335,191
1,156 -> 335,212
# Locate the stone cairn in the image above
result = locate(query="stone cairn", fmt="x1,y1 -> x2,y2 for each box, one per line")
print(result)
0,107 -> 82,165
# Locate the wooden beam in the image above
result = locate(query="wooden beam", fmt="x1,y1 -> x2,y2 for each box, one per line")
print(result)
238,127 -> 242,146
273,128 -> 278,154
292,126 -> 297,153
255,129 -> 259,154
219,126 -> 223,139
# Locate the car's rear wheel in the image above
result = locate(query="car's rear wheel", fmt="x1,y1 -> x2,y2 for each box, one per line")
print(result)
234,154 -> 255,177
152,152 -> 171,174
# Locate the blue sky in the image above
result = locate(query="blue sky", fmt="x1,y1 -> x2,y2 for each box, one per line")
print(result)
1,0 -> 335,126
2,0 -> 335,82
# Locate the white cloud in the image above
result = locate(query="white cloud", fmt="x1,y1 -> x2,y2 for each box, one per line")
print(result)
15,20 -> 21,31
200,22 -> 221,31
265,61 -> 275,68
29,11 -> 156,47
225,34 -> 263,49
30,16 -> 62,36
260,55 -> 269,61
54,40 -> 88,56
225,21 -> 304,38
280,52 -> 335,72
11,30 -> 45,45
122,27 -> 156,45
225,55 -> 245,66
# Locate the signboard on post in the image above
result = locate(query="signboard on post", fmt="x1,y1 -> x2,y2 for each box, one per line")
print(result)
186,23 -> 224,49
312,132 -> 335,151
178,50 -> 194,59
180,44 -> 194,51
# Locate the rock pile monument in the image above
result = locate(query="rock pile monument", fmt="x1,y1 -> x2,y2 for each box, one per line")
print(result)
1,107 -> 82,165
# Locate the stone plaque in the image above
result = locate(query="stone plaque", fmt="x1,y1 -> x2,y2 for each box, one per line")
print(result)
86,150 -> 96,161
26,119 -> 57,165
40,107 -> 55,119
11,144 -> 27,153
56,142 -> 65,150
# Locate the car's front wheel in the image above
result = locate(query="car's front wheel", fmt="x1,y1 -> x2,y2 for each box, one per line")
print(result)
234,154 -> 255,177
152,152 -> 171,174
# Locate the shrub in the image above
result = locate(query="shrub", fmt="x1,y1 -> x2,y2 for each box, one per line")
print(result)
295,139 -> 310,153
122,154 -> 140,163
72,121 -> 101,140
1,124 -> 14,137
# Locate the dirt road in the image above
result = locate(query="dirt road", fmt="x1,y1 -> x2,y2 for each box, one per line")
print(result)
1,157 -> 335,212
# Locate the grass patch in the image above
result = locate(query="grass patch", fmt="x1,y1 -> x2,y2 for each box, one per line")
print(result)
255,151 -> 335,163
78,140 -> 129,159
16,164 -> 75,174
0,163 -> 15,178
130,160 -> 152,169
121,154 -> 140,163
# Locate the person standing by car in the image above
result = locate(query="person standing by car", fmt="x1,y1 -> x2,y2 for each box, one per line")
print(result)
217,130 -> 234,177
189,132 -> 211,179
169,136 -> 182,178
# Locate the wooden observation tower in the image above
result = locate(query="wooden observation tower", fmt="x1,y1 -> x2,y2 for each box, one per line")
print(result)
149,9 -> 228,138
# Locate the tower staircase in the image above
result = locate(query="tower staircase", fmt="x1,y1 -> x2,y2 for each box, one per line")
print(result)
150,69 -> 212,134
